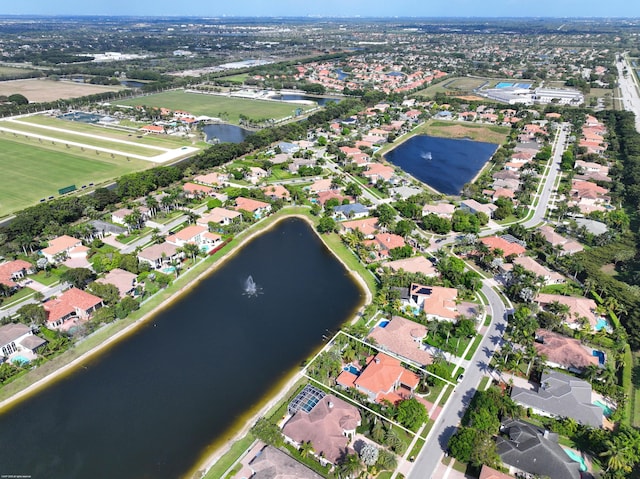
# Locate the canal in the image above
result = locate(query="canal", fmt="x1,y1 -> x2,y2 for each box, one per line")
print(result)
0,218 -> 364,479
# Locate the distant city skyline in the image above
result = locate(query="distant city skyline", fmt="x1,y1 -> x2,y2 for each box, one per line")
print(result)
4,0 -> 640,18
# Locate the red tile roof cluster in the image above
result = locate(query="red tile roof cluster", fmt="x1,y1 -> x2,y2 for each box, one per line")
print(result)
44,287 -> 103,324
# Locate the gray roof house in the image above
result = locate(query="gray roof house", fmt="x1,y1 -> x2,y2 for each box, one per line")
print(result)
511,371 -> 602,427
333,203 -> 370,220
496,418 -> 581,479
247,445 -> 324,479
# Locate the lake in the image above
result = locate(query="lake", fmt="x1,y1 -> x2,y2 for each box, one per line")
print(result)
384,135 -> 499,195
0,218 -> 364,479
202,123 -> 253,144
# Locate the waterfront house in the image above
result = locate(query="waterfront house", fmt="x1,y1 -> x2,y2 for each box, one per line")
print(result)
166,225 -> 222,249
407,284 -> 460,321
137,242 -> 182,270
367,316 -> 432,366
0,323 -> 47,361
383,256 -> 437,277
197,207 -> 242,227
234,197 -> 272,218
282,386 -> 360,466
339,217 -> 379,238
44,287 -> 104,330
95,268 -> 137,298
333,203 -> 369,221
340,352 -> 420,405
364,233 -> 406,260
242,445 -> 324,479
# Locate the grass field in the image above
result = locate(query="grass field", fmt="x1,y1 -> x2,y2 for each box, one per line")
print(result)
0,66 -> 38,79
0,136 -> 149,217
116,90 -> 314,124
0,78 -> 125,103
215,73 -> 250,84
18,114 -> 207,149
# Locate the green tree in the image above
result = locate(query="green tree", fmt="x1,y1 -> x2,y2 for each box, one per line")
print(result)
61,268 -> 96,289
396,398 -> 428,431
317,216 -> 337,234
88,282 -> 120,306
251,417 -> 283,447
17,303 -> 47,325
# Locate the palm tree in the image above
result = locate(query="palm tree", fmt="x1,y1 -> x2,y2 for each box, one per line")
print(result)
337,453 -> 363,479
181,243 -> 200,264
299,440 -> 314,459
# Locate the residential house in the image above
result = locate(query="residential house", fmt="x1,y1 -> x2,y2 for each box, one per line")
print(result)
111,207 -> 150,227
538,225 -> 583,256
242,445 -> 324,479
511,371 -> 603,427
193,172 -> 229,187
459,199 -> 498,218
288,158 -> 317,173
183,182 -> 214,199
41,235 -> 84,263
44,287 -> 104,330
245,167 -> 269,185
333,203 -> 369,221
367,316 -> 432,366
339,352 -> 420,405
364,233 -> 406,260
422,203 -> 456,218
496,418 -> 581,479
407,284 -> 460,321
137,242 -> 182,270
197,207 -> 242,227
384,256 -> 437,277
0,323 -> 46,360
166,225 -> 222,249
569,179 -> 610,214
0,260 -> 34,290
140,125 -> 164,134
234,197 -> 272,218
282,385 -> 360,465
534,329 -> 599,373
501,256 -> 565,285
480,236 -> 526,258
95,268 -> 137,298
479,465 -> 514,479
309,178 -> 334,194
536,293 -> 600,330
362,163 -> 395,183
261,184 -> 290,201
339,217 -> 379,238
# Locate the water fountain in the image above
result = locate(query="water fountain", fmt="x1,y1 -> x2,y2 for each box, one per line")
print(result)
244,275 -> 260,297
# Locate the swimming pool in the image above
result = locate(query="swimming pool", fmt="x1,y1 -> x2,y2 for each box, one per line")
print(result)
564,448 -> 588,472
595,318 -> 609,332
592,349 -> 606,365
495,82 -> 514,88
161,266 -> 176,275
11,355 -> 30,365
378,320 -> 390,328
593,399 -> 614,417
343,364 -> 360,375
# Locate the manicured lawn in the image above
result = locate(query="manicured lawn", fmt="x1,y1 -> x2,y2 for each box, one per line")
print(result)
116,90 -> 314,124
201,434 -> 255,479
464,334 -> 484,361
216,73 -> 250,84
0,136 -> 150,217
321,232 -> 378,296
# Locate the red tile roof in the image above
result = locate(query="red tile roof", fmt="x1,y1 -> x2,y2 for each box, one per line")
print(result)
44,287 -> 103,323
480,236 -> 526,257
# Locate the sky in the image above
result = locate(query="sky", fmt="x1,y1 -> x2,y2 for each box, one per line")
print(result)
3,0 -> 640,18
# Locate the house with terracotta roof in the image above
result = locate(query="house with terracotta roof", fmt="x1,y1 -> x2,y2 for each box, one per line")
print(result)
408,284 -> 460,321
384,256 -> 437,277
480,236 -> 526,258
0,323 -> 47,361
569,179 -> 610,213
282,388 -> 360,466
234,197 -> 271,218
479,465 -> 514,479
137,242 -> 182,270
245,167 -> 268,185
261,184 -> 290,201
41,235 -> 84,263
364,233 -> 406,260
95,268 -> 137,298
362,163 -> 395,183
316,190 -> 350,206
339,217 -> 379,238
0,260 -> 34,289
422,203 -> 456,218
111,207 -> 150,227
44,287 -> 103,330
308,178 -> 333,194
197,207 -> 242,227
140,125 -> 164,134
339,352 -> 420,405
367,316 -> 432,366
183,182 -> 214,199
193,172 -> 229,187
534,329 -> 599,372
166,225 -> 222,249
501,256 -> 565,285
535,293 -> 600,330
538,226 -> 583,256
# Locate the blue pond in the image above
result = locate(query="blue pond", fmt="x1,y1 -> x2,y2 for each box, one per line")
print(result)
592,349 -> 606,365
564,449 -> 588,472
384,135 -> 498,195
203,123 -> 252,144
58,112 -> 104,123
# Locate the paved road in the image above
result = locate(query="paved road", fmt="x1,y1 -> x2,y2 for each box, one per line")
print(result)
407,283 -> 508,479
616,54 -> 640,133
